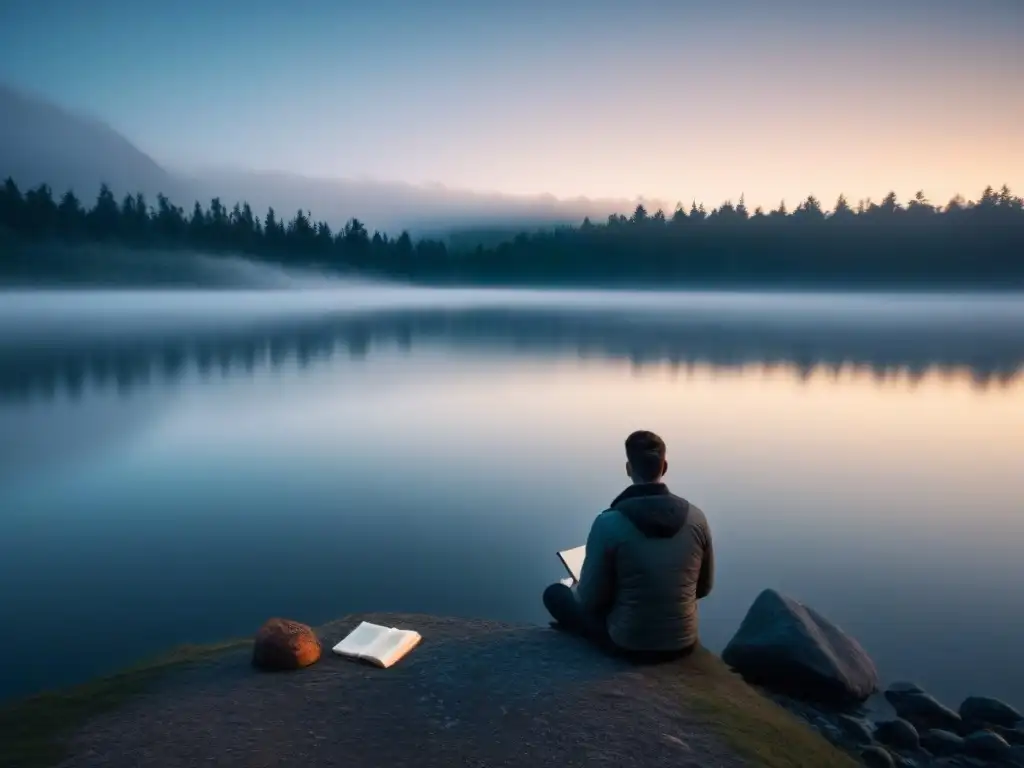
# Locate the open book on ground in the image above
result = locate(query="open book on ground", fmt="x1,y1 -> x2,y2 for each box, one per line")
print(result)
331,621 -> 422,668
557,544 -> 586,583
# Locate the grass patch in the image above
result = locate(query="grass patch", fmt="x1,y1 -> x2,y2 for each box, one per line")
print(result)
680,648 -> 860,768
0,640 -> 250,768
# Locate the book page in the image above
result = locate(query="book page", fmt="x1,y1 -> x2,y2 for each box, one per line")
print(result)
365,628 -> 422,668
558,545 -> 586,582
332,621 -> 389,659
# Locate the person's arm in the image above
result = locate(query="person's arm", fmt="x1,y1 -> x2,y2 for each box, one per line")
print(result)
696,523 -> 715,599
575,512 -> 615,615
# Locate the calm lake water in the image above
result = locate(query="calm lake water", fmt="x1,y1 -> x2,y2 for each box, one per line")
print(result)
1,287 -> 1023,708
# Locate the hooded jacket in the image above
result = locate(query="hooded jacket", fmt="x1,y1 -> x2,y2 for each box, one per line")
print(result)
575,483 -> 714,652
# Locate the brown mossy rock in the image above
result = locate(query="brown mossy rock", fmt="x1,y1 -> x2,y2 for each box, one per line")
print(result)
251,618 -> 321,670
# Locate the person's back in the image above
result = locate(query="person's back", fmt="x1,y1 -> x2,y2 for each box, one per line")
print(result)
582,483 -> 712,651
544,430 -> 714,655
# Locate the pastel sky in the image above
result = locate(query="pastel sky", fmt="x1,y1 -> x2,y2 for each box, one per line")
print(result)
1,0 -> 1022,210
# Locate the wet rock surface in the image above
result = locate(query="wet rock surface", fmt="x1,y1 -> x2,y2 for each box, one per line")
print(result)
720,591 -> 1024,768
766,683 -> 1024,767
862,744 -> 897,767
887,683 -> 964,733
920,729 -> 966,756
963,731 -> 1013,759
875,719 -> 921,751
960,698 -> 1023,730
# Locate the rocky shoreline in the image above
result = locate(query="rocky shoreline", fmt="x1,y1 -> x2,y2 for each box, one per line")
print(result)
767,685 -> 1024,767
5,612 -> 857,768
240,589 -> 1024,768
716,589 -> 1024,767
4,591 -> 1018,767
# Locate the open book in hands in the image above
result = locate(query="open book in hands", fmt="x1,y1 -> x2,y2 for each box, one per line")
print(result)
331,621 -> 422,668
557,545 -> 585,583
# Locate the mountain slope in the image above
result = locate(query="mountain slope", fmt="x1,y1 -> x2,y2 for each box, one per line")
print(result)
0,82 -> 669,234
0,83 -> 175,200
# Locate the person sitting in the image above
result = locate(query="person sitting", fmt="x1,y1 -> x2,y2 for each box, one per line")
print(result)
543,430 -> 714,660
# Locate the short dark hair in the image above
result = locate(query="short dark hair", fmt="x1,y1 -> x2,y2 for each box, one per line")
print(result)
625,430 -> 666,482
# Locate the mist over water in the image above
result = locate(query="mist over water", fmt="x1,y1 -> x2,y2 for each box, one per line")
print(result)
0,241 -> 387,290
1,286 -> 1023,712
5,282 -> 1024,338
2,287 -> 1022,401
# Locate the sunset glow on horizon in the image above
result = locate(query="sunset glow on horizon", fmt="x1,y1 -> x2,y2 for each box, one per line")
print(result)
0,0 -> 1021,211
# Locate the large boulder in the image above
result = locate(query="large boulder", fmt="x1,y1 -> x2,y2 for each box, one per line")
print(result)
959,695 -> 1022,729
884,682 -> 962,733
721,589 -> 879,705
252,617 -> 321,671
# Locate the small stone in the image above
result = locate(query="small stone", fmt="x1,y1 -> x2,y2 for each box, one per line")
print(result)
861,745 -> 896,768
885,683 -> 963,732
962,729 -> 1012,759
252,617 -> 321,671
836,713 -> 875,745
875,718 -> 920,750
992,723 -> 1024,744
920,729 -> 965,756
932,758 -> 985,768
959,696 -> 1023,728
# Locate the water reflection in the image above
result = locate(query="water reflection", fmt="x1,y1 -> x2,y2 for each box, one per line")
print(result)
1,291 -> 1023,709
1,304 -> 1022,403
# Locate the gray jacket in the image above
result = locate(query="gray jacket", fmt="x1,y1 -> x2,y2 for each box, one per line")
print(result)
576,483 -> 714,651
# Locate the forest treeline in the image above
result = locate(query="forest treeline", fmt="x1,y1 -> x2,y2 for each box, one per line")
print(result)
1,177 -> 1023,286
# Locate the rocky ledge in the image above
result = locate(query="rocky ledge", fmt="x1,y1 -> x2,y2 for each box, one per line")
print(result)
7,613 -> 855,768
5,594 -> 1018,768
722,589 -> 1024,768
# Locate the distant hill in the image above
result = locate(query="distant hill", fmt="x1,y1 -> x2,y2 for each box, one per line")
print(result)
0,82 -> 670,235
183,168 -> 665,237
0,83 -> 177,201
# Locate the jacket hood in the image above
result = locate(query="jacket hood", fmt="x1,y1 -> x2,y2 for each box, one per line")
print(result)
610,483 -> 690,538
